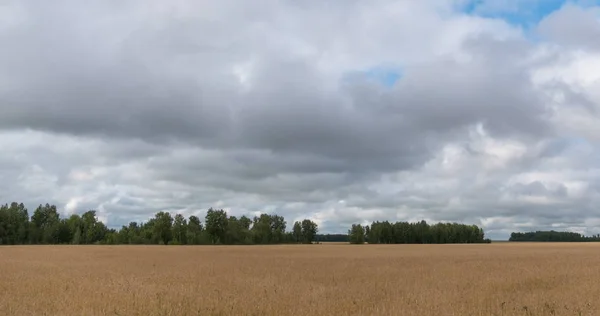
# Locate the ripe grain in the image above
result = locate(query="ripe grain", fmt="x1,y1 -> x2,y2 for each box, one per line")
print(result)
0,243 -> 598,315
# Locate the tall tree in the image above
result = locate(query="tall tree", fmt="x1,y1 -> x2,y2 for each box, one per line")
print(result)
251,214 -> 273,244
348,224 -> 365,244
0,204 -> 8,244
300,219 -> 318,244
81,210 -> 107,244
0,203 -> 29,245
271,215 -> 286,244
153,212 -> 174,245
57,219 -> 72,244
172,214 -> 188,245
205,208 -> 228,244
225,216 -> 243,244
66,214 -> 83,244
186,215 -> 203,245
292,221 -> 302,243
31,204 -> 60,244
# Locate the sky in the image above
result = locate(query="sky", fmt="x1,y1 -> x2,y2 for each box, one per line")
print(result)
1,0 -> 600,240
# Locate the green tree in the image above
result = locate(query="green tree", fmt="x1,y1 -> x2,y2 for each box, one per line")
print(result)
72,226 -> 82,245
238,215 -> 253,244
205,208 -> 228,244
300,219 -> 318,244
251,214 -> 273,244
56,219 -> 72,244
348,224 -> 365,244
66,214 -> 83,243
81,210 -> 108,244
0,205 -> 7,244
0,202 -> 29,245
172,214 -> 187,245
271,215 -> 286,243
103,229 -> 118,245
225,216 -> 243,244
153,212 -> 174,245
126,222 -> 144,244
31,204 -> 60,244
292,221 -> 302,243
186,215 -> 203,245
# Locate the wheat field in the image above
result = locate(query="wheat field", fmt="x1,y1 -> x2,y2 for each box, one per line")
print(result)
0,243 -> 598,316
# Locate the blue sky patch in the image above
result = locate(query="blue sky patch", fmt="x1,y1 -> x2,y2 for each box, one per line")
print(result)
363,67 -> 403,87
341,66 -> 403,88
461,0 -> 569,28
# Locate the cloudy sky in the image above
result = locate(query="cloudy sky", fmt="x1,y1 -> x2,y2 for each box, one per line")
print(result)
1,0 -> 600,239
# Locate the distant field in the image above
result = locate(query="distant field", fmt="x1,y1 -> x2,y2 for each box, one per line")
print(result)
1,243 -> 599,315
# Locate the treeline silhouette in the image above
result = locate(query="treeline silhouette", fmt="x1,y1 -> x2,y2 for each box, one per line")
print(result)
348,220 -> 491,244
315,234 -> 349,242
509,231 -> 600,242
1,201 -> 492,246
0,202 -> 319,245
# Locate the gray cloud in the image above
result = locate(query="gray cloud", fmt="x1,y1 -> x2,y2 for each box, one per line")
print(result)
537,3 -> 600,51
1,1 -> 600,239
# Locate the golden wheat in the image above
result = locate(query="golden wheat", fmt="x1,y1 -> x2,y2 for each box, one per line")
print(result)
0,243 -> 598,315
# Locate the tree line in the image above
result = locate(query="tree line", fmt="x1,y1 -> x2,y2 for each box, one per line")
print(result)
348,220 -> 491,244
509,231 -> 600,242
1,201 -> 493,246
315,234 -> 349,242
0,202 -> 319,245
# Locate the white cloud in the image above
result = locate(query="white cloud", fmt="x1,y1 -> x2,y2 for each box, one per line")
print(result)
0,1 -> 600,239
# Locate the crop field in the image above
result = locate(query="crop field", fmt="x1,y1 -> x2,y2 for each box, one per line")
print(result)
1,243 -> 599,315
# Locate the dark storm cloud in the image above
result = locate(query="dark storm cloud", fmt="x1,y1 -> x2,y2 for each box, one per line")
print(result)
0,4 -> 555,176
